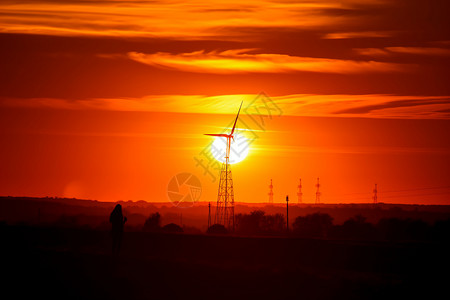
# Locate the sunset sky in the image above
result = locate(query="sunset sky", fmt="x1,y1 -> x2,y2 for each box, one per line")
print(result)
1,0 -> 449,204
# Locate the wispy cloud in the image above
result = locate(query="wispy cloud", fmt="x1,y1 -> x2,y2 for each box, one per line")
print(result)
323,31 -> 394,39
386,47 -> 450,56
355,47 -> 450,56
354,48 -> 390,56
127,49 -> 409,74
274,94 -> 450,119
2,94 -> 449,119
0,0 -> 355,39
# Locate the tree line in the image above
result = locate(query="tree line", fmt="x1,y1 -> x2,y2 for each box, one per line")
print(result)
18,208 -> 449,242
207,210 -> 450,242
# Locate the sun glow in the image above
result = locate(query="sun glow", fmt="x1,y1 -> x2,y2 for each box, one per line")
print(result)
210,132 -> 249,164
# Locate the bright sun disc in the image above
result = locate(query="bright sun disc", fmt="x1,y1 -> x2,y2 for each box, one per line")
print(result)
211,132 -> 249,164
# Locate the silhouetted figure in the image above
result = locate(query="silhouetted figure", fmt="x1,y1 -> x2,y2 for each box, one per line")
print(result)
110,204 -> 127,255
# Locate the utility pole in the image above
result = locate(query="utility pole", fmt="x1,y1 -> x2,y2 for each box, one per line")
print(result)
286,195 -> 289,233
207,202 -> 211,228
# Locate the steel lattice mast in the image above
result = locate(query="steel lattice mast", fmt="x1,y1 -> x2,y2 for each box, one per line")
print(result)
216,157 -> 235,229
205,101 -> 242,231
315,177 -> 321,204
268,179 -> 274,204
297,178 -> 303,204
373,183 -> 378,204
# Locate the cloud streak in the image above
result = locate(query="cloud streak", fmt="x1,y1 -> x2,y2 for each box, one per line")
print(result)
323,31 -> 394,39
127,49 -> 409,74
355,47 -> 450,56
2,94 -> 449,119
0,0 -> 357,39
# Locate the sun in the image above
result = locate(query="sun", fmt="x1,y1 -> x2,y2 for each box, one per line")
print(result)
210,132 -> 249,164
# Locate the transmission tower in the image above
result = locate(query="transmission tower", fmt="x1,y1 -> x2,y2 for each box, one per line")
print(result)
315,177 -> 321,204
297,178 -> 303,204
205,102 -> 242,231
216,162 -> 235,230
373,184 -> 378,204
268,179 -> 274,204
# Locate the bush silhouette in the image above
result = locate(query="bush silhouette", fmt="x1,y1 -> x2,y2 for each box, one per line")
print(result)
235,210 -> 286,235
261,213 -> 285,235
182,226 -> 202,234
293,213 -> 333,238
432,218 -> 450,241
207,224 -> 228,235
143,212 -> 161,232
336,214 -> 375,240
377,217 -> 430,241
162,223 -> 183,233
235,210 -> 265,235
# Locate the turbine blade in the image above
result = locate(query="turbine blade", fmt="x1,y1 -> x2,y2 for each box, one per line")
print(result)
204,133 -> 229,137
230,101 -> 243,136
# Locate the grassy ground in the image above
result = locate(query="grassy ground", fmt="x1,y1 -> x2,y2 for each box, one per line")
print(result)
2,224 -> 448,300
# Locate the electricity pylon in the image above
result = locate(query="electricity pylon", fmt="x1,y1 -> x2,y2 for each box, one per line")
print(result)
205,102 -> 242,231
268,179 -> 274,204
315,177 -> 321,204
297,178 -> 303,204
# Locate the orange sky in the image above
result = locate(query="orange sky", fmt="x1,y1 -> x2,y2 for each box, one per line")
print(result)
0,0 -> 449,204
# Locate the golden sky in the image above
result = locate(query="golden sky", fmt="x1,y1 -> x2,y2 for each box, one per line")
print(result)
1,0 -> 449,204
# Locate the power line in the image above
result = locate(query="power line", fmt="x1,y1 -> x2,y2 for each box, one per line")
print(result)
341,185 -> 450,196
380,191 -> 450,199
381,186 -> 450,194
325,185 -> 450,202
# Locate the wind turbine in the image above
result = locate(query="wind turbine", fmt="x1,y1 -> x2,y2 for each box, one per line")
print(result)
205,101 -> 243,230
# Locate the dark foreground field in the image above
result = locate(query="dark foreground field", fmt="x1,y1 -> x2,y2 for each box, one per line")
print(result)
2,224 -> 448,300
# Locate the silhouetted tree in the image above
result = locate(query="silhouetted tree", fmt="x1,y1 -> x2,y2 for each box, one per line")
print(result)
235,210 -> 265,235
377,217 -> 430,241
143,212 -> 161,232
207,224 -> 228,235
162,223 -> 183,233
261,213 -> 286,234
405,219 -> 429,240
336,214 -> 375,240
234,211 -> 287,235
55,215 -> 79,228
432,218 -> 450,241
182,225 -> 202,234
293,213 -> 333,238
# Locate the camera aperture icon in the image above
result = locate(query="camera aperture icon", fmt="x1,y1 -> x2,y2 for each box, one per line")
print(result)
167,172 -> 202,207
